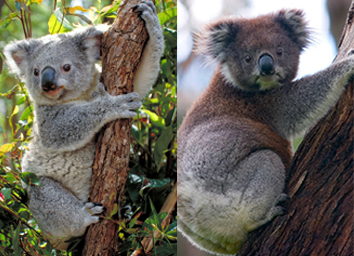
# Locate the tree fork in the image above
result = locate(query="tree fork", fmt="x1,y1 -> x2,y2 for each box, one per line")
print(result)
238,2 -> 354,256
81,1 -> 151,255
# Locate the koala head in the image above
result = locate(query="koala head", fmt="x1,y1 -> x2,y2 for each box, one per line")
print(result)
4,25 -> 109,105
197,9 -> 310,91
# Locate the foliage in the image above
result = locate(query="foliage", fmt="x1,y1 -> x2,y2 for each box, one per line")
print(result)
0,0 -> 177,255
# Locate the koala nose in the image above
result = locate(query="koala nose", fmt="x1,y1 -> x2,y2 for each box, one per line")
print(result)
41,66 -> 57,92
259,54 -> 275,76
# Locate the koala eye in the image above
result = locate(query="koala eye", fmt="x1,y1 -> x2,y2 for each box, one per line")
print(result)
276,49 -> 283,56
34,69 -> 40,77
245,55 -> 252,63
62,64 -> 71,72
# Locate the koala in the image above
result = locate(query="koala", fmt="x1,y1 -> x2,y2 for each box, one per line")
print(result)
4,1 -> 164,251
177,9 -> 354,255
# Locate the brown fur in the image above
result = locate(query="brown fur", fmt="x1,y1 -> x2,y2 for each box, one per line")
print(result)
178,67 -> 293,170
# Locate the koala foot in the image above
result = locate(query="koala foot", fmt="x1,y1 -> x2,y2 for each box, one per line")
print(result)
83,202 -> 104,227
277,193 -> 290,202
85,202 -> 104,215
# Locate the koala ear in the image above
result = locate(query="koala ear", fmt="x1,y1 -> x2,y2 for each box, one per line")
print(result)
75,25 -> 110,63
274,9 -> 310,51
4,39 -> 42,79
196,19 -> 239,62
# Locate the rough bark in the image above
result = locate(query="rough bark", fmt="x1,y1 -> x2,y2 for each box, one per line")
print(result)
81,1 -> 149,255
238,3 -> 354,256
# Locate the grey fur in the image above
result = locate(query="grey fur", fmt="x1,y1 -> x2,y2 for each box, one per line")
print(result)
178,9 -> 354,255
4,2 -> 164,251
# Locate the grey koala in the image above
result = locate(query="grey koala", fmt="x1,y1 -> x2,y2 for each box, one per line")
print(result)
177,9 -> 354,255
4,1 -> 164,251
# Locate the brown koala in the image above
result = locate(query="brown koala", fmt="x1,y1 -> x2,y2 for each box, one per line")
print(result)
177,9 -> 354,255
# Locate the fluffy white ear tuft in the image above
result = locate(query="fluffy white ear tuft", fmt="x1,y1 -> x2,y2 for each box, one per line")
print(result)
195,18 -> 239,63
4,39 -> 42,79
274,9 -> 311,51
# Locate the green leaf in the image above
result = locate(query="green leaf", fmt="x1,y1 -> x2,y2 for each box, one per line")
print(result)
15,1 -> 21,11
27,0 -> 44,4
142,210 -> 168,232
11,105 -> 19,117
158,6 -> 176,25
0,143 -> 13,154
20,172 -> 41,186
48,9 -> 73,34
0,13 -> 18,30
16,95 -> 26,105
154,126 -> 174,170
155,242 -> 177,256
141,109 -> 165,128
20,106 -> 34,121
100,2 -> 120,17
12,224 -> 20,256
9,105 -> 19,135
127,174 -> 143,206
64,7 -> 93,25
1,188 -> 12,201
149,198 -> 159,224
144,98 -> 160,105
110,203 -> 118,217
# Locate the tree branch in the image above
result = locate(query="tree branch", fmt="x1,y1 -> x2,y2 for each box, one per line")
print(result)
238,2 -> 354,255
81,1 -> 150,255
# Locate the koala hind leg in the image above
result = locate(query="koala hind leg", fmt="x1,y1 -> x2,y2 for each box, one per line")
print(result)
28,177 -> 103,250
239,149 -> 286,231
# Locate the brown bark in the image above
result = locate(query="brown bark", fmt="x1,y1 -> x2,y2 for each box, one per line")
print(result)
238,3 -> 354,256
81,1 -> 150,255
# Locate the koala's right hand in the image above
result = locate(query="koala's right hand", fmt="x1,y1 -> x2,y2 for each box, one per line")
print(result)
92,82 -> 142,119
36,82 -> 142,152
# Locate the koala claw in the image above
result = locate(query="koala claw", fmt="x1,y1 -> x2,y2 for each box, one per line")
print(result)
273,205 -> 287,216
133,1 -> 156,14
85,202 -> 104,215
133,1 -> 157,21
120,92 -> 140,102
92,83 -> 108,98
347,49 -> 354,57
277,193 -> 290,202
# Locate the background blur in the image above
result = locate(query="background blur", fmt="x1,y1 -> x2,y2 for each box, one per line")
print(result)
177,0 -> 351,255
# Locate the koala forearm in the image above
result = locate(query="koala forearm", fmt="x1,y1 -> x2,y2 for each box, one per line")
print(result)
133,43 -> 163,100
133,1 -> 164,100
270,57 -> 354,138
36,94 -> 140,152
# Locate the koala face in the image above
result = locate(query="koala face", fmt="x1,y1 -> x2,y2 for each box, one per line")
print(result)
4,25 -> 108,105
197,9 -> 310,91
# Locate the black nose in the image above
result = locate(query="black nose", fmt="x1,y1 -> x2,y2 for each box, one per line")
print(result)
259,54 -> 275,76
41,66 -> 57,92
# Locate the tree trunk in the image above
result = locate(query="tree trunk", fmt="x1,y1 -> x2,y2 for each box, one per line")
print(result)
81,1 -> 149,255
238,3 -> 354,256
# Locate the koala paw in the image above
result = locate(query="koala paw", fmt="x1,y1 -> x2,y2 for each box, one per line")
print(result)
92,83 -> 109,98
347,49 -> 354,57
85,202 -> 104,215
133,1 -> 159,30
111,92 -> 142,118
